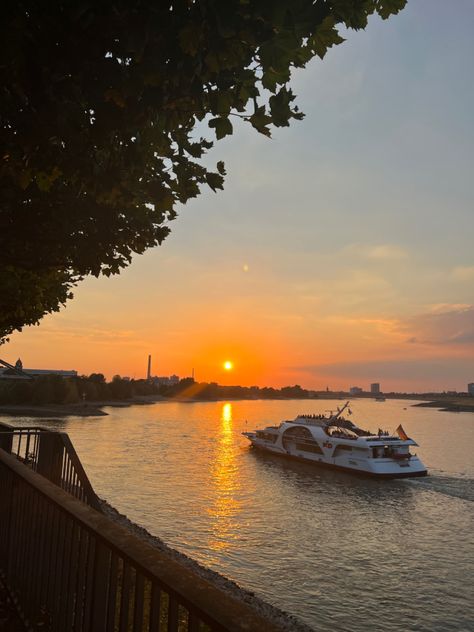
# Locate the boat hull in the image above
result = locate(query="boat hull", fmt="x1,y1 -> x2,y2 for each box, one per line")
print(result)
249,443 -> 428,479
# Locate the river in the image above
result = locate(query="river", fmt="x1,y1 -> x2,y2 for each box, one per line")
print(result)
11,399 -> 474,631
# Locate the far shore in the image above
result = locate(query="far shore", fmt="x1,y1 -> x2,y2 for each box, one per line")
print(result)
1,394 -> 473,419
0,395 -> 167,418
412,399 -> 474,413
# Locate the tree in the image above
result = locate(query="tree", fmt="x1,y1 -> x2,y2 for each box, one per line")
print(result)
0,0 -> 407,342
109,376 -> 133,400
88,373 -> 106,384
280,384 -> 307,398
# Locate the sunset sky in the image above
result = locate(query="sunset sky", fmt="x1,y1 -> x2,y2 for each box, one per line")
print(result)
4,0 -> 474,392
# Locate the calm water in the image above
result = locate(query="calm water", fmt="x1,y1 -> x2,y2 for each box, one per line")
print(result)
11,399 -> 474,631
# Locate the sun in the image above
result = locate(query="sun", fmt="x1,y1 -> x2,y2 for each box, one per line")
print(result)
223,360 -> 233,371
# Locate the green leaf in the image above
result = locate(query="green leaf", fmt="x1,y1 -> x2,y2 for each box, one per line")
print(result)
269,87 -> 295,127
178,23 -> 202,56
376,0 -> 408,19
205,172 -> 224,192
310,16 -> 345,59
208,117 -> 233,140
217,92 -> 232,115
249,106 -> 273,137
262,68 -> 290,92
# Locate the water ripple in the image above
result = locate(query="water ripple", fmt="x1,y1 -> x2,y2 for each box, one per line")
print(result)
10,399 -> 474,631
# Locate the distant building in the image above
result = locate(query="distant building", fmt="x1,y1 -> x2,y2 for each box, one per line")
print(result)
152,375 -> 180,386
22,368 -> 77,377
370,383 -> 381,394
0,358 -> 77,380
468,383 -> 474,396
349,386 -> 363,396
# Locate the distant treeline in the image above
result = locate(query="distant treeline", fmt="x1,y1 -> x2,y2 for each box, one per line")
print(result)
164,379 -> 315,401
0,373 -> 157,405
0,374 -> 317,406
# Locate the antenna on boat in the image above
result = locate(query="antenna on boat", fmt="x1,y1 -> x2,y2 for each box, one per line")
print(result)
333,401 -> 350,420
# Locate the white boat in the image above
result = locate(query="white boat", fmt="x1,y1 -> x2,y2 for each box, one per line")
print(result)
242,402 -> 427,478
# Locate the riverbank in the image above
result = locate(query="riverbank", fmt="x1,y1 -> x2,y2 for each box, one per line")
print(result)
100,499 -> 314,632
0,395 -> 323,418
0,395 -> 166,418
2,395 -> 473,419
413,399 -> 474,413
0,403 -> 108,417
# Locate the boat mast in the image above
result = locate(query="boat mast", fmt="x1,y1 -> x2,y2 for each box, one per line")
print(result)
330,401 -> 350,421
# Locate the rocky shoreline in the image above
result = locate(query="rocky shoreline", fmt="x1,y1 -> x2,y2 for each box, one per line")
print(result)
0,396 -> 166,418
412,400 -> 474,413
0,403 -> 108,417
100,499 -> 314,632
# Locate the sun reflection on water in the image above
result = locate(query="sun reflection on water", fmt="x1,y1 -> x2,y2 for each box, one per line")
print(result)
207,402 -> 242,553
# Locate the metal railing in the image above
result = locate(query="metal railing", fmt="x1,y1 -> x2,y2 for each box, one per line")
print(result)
0,449 -> 287,632
0,424 -> 100,511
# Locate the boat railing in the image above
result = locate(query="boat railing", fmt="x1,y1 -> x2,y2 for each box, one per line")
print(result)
364,436 -> 406,442
295,417 -> 327,427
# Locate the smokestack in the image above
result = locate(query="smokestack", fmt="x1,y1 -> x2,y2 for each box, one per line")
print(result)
147,355 -> 152,381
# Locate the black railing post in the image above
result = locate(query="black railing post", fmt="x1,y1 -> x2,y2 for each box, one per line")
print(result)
0,423 -> 13,454
90,540 -> 111,632
0,432 -> 13,454
37,433 -> 63,485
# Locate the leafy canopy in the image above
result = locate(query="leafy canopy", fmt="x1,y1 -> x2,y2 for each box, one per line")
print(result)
0,0 -> 407,342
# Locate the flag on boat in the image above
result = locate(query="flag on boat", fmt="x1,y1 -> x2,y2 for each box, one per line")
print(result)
396,424 -> 409,441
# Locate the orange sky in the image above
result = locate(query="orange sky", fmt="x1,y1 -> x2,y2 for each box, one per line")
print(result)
3,3 -> 474,392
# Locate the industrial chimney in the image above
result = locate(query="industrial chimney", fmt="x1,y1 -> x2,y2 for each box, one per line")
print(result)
147,355 -> 152,381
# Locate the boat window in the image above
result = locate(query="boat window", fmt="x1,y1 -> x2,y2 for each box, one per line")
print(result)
295,442 -> 323,454
256,431 -> 277,443
332,445 -> 353,458
283,426 -> 313,438
282,425 -> 314,449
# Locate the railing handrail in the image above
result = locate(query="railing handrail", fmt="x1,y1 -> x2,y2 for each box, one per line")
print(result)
0,425 -> 101,511
59,432 -> 100,510
0,448 -> 289,632
0,427 -> 49,432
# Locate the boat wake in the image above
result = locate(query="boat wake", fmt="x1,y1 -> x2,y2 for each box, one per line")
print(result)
404,472 -> 474,502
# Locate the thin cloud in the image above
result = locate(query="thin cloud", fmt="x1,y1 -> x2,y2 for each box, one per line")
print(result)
366,244 -> 409,260
451,266 -> 474,282
397,306 -> 474,346
293,357 -> 472,391
343,243 -> 409,261
294,357 -> 474,384
38,323 -> 146,346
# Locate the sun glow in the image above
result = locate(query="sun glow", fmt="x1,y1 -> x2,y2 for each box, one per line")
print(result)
207,402 -> 240,554
223,360 -> 233,371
